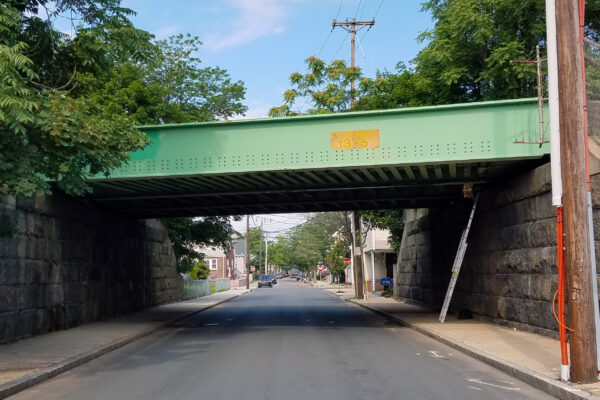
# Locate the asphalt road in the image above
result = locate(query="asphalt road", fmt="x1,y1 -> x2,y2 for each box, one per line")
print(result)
9,279 -> 556,400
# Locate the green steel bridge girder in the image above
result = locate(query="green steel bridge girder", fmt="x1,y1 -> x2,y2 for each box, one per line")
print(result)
87,98 -> 550,217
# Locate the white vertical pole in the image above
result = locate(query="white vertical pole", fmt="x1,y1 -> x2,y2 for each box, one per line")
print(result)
371,229 -> 376,293
547,0 -> 562,207
265,238 -> 268,275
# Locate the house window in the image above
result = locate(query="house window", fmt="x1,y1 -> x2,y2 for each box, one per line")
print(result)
208,259 -> 218,270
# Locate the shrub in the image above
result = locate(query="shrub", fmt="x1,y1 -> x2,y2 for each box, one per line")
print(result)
190,261 -> 210,280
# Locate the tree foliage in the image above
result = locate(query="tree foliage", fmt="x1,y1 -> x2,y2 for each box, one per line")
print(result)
362,210 -> 405,251
1,1 -> 249,271
189,260 -> 210,280
326,240 -> 349,278
0,1 -> 150,196
269,57 -> 362,116
167,217 -> 240,274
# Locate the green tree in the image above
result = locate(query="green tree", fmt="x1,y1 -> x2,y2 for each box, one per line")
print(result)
1,1 -> 150,196
353,63 -> 433,111
267,236 -> 291,269
167,217 -> 239,274
189,260 -> 210,280
326,240 -> 349,287
247,227 -> 266,273
362,210 -> 405,251
269,56 -> 362,116
86,34 -> 247,125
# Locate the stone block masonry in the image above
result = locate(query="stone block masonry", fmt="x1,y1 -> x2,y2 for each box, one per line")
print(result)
395,163 -> 600,337
0,194 -> 183,344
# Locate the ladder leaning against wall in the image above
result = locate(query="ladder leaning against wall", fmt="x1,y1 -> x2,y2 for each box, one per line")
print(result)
439,194 -> 479,323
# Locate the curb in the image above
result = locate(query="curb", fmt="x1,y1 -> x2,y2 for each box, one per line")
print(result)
348,299 -> 600,400
0,292 -> 246,399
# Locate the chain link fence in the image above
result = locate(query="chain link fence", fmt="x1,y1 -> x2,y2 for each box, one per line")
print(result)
183,278 -> 230,300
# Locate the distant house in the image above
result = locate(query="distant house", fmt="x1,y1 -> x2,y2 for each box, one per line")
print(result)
195,245 -> 230,279
334,226 -> 397,292
361,228 -> 397,292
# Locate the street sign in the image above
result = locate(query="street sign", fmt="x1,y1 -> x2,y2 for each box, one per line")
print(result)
250,266 -> 256,272
318,265 -> 324,271
317,261 -> 324,265
380,277 -> 393,286
343,258 -> 351,265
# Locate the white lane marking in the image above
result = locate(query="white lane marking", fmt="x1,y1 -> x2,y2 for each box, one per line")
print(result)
416,353 -> 421,356
204,323 -> 219,326
328,321 -> 336,324
467,379 -> 521,391
305,319 -> 311,322
429,351 -> 445,358
467,386 -> 482,391
498,380 -> 514,385
226,318 -> 233,321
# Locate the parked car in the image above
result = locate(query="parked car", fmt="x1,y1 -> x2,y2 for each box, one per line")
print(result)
268,274 -> 277,284
258,275 -> 272,288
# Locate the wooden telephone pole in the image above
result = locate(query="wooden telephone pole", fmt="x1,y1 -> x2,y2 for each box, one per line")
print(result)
332,18 -> 374,107
555,0 -> 598,383
351,211 -> 364,300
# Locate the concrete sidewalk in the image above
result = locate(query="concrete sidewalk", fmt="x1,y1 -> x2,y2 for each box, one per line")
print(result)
0,288 -> 252,399
325,288 -> 600,400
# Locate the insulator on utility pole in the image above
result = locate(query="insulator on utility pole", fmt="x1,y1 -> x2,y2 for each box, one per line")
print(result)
332,18 -> 374,107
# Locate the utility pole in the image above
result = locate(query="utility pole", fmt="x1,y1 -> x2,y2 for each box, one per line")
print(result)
555,0 -> 598,383
351,211 -> 364,299
265,237 -> 269,275
332,18 -> 374,107
245,215 -> 250,290
259,219 -> 264,276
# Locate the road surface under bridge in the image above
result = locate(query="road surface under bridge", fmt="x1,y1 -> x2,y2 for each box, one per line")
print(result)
85,98 -> 549,217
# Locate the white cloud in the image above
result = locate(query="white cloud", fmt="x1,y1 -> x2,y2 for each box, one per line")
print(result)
204,0 -> 301,51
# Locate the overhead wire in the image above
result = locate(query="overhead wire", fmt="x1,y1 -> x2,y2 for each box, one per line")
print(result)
316,0 -> 345,57
360,0 -> 384,43
300,1 -> 348,113
354,0 -> 363,19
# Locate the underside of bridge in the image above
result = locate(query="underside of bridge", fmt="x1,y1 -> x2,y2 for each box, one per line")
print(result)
84,99 -> 549,217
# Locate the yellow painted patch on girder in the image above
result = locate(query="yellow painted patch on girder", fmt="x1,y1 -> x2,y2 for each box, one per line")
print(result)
330,129 -> 380,150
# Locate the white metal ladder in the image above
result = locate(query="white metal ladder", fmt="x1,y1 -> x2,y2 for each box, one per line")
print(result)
439,194 -> 479,323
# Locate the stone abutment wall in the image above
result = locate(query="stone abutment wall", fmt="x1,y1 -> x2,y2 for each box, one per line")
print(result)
395,163 -> 600,337
0,194 -> 183,344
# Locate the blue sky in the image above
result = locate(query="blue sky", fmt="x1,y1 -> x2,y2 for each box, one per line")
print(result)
121,0 -> 433,119
115,1 -> 434,233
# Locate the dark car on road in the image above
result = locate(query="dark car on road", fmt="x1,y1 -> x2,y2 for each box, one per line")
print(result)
258,275 -> 272,288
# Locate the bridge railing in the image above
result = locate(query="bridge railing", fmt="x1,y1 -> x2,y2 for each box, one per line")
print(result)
183,278 -> 230,299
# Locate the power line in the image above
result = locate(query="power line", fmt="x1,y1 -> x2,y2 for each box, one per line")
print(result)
316,0 -> 345,57
358,0 -> 368,20
360,0 -> 384,43
354,0 -> 363,19
335,0 -> 344,20
330,31 -> 350,62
